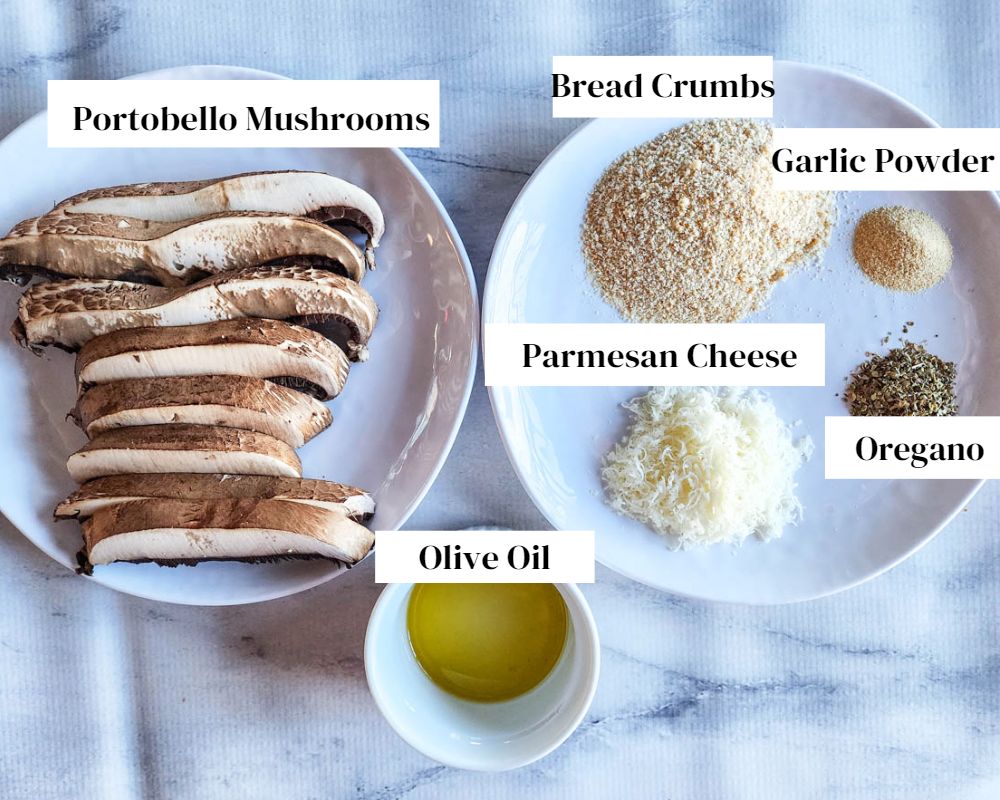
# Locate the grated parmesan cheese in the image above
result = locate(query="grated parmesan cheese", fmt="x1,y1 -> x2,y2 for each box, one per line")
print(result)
602,387 -> 812,548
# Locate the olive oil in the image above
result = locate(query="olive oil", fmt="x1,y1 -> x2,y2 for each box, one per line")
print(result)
406,583 -> 568,703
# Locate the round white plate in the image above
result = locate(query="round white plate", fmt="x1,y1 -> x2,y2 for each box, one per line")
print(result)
0,65 -> 478,605
485,61 -> 1000,604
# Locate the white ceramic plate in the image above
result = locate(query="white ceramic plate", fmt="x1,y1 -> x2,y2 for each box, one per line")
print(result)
0,65 -> 478,605
485,61 -> 1000,604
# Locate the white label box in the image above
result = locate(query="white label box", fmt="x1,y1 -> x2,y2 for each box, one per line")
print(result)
772,128 -> 1000,191
48,79 -> 439,148
825,416 -> 1000,479
375,531 -> 595,583
484,323 -> 825,387
551,55 -> 773,118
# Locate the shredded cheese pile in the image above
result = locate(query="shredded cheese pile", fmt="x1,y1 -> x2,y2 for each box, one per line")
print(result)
602,387 -> 812,548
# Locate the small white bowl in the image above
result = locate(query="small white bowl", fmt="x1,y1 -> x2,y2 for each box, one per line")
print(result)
364,582 -> 600,771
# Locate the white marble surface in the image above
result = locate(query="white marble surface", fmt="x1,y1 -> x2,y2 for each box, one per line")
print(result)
1,1 -> 999,798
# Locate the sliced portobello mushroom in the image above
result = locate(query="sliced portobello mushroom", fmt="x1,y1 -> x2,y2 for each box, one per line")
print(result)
67,424 -> 302,483
77,498 -> 375,573
0,211 -> 367,286
40,170 -> 383,252
72,375 -> 332,448
55,474 -> 375,521
15,265 -> 378,358
76,319 -> 349,401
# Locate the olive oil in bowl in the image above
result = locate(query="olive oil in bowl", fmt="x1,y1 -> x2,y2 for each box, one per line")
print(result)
406,583 -> 568,703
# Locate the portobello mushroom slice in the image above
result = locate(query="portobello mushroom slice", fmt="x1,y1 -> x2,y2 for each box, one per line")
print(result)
40,170 -> 384,251
0,211 -> 367,286
15,265 -> 378,358
73,375 -> 332,448
76,320 -> 349,401
77,498 -> 375,573
56,474 -> 375,521
67,424 -> 302,483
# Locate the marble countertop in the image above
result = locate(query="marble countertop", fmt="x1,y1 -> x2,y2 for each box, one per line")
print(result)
1,1 -> 999,798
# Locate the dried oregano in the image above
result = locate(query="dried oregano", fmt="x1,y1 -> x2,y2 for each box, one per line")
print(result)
844,341 -> 957,416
